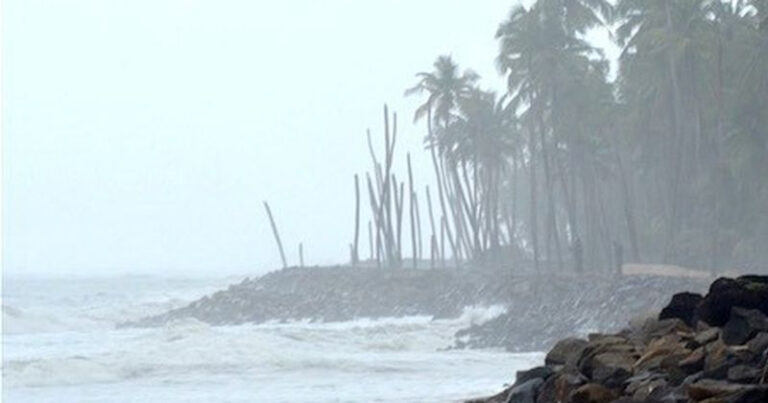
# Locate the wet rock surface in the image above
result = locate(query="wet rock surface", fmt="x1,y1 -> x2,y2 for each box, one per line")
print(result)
124,266 -> 710,354
121,265 -> 511,328
469,275 -> 768,403
453,275 -> 709,352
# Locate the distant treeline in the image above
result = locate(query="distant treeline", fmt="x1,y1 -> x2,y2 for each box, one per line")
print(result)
353,0 -> 768,273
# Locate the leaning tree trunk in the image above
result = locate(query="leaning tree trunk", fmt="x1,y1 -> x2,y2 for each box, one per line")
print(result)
263,201 -> 287,269
353,174 -> 361,265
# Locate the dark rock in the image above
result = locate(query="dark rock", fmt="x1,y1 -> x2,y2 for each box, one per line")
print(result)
514,365 -> 555,385
537,372 -> 584,403
746,332 -> 768,355
736,275 -> 768,286
570,383 -> 617,403
697,277 -> 768,327
646,383 -> 685,402
545,337 -> 588,367
465,386 -> 513,403
659,292 -> 703,327
687,379 -> 754,401
590,352 -> 636,387
722,308 -> 768,346
679,347 -> 706,374
636,318 -> 691,345
727,365 -> 762,383
681,371 -> 704,386
625,372 -> 668,401
726,385 -> 768,403
505,378 -> 542,403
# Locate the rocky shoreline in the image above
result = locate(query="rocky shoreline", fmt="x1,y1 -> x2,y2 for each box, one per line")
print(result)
123,264 -> 712,353
468,275 -> 768,403
121,265 -> 512,328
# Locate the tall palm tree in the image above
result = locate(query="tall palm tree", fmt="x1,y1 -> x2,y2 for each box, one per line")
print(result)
495,6 -> 545,271
497,1 -> 610,271
405,55 -> 480,262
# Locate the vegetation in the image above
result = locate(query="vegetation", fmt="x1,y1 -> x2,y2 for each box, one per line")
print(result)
397,0 -> 768,273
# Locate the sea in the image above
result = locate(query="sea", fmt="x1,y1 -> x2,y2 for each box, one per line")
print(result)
2,274 -> 543,402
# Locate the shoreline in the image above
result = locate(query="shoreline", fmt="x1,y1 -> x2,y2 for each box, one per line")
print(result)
122,264 -> 713,353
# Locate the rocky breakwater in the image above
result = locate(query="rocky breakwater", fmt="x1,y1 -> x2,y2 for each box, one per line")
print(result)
121,265 -> 510,328
469,275 -> 768,403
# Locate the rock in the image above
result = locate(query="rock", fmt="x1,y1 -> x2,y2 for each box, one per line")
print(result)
682,371 -> 705,385
636,318 -> 691,345
736,275 -> 768,287
697,278 -> 768,327
588,334 -> 631,347
536,372 -> 586,403
634,333 -> 687,374
569,383 -> 617,403
695,328 -> 721,347
705,339 -> 731,373
660,350 -> 693,385
722,308 -> 768,346
590,352 -> 636,387
514,365 -> 555,385
629,376 -> 668,401
680,347 -> 707,374
727,365 -> 762,383
646,383 -> 687,402
746,332 -> 768,355
659,292 -> 703,327
505,378 -> 542,403
726,385 -> 768,403
465,386 -> 512,403
687,379 -> 754,401
545,337 -> 588,367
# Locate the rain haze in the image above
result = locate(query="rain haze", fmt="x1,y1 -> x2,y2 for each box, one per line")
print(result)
4,0 -> 524,277
4,1 -> 768,402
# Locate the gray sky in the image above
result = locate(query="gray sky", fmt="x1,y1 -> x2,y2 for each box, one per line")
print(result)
3,0 -> 615,277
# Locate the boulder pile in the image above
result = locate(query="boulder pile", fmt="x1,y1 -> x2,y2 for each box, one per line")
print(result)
469,275 -> 768,403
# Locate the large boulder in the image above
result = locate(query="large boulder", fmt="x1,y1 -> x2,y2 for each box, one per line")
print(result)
659,292 -> 703,327
536,372 -> 586,403
505,378 -> 542,403
697,277 -> 768,327
569,383 -> 617,403
545,337 -> 588,367
722,307 -> 768,346
686,379 -> 754,401
514,366 -> 555,385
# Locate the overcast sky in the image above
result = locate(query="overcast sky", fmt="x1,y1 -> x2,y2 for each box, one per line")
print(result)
3,0 -> 616,277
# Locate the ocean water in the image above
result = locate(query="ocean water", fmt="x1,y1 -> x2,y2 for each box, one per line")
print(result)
2,274 -> 543,402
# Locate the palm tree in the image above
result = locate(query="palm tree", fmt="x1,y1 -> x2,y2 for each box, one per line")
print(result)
496,1 -> 611,271
615,0 -> 713,263
405,55 -> 480,262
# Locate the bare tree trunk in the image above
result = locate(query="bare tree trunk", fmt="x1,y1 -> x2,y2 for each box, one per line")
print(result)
408,154 -> 417,268
425,185 -> 439,263
368,220 -> 373,261
263,201 -> 287,269
426,108 -> 458,264
441,216 -> 448,268
299,243 -> 304,267
414,192 -> 424,263
353,174 -> 361,265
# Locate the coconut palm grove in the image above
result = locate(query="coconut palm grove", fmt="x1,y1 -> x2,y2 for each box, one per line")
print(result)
376,0 -> 768,274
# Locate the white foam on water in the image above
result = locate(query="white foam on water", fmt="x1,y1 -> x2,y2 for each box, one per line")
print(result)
2,276 -> 542,402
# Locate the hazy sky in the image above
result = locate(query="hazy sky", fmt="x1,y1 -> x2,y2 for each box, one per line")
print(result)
3,0 -> 615,277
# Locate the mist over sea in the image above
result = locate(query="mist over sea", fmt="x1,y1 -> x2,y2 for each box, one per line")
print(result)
2,275 -> 542,402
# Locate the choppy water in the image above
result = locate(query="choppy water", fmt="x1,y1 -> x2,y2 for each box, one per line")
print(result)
2,274 -> 542,402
